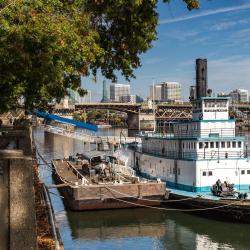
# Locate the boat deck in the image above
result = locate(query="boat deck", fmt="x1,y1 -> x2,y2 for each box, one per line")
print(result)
168,188 -> 250,201
54,160 -> 80,184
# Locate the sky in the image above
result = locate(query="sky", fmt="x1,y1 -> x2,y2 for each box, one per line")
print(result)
82,0 -> 250,102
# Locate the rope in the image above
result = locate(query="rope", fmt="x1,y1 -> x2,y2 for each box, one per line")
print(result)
101,192 -> 242,212
36,148 -> 52,169
104,186 -> 197,203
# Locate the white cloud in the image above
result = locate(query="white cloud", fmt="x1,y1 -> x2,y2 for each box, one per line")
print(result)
208,56 -> 250,93
163,30 -> 199,41
160,3 -> 250,24
209,18 -> 250,31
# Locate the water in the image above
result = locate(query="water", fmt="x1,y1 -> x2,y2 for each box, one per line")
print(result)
34,128 -> 250,250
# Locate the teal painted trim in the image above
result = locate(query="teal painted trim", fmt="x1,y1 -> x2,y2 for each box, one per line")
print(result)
233,184 -> 250,191
197,136 -> 246,141
136,150 -> 250,162
191,119 -> 235,123
142,135 -> 245,141
139,171 -> 250,193
199,97 -> 230,100
178,119 -> 235,124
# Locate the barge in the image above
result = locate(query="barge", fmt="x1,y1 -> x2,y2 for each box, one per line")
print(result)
52,151 -> 166,210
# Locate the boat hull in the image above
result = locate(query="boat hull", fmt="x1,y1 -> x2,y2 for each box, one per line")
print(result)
167,192 -> 250,223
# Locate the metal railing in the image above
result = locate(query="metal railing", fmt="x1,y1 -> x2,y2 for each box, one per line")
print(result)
140,148 -> 250,160
140,128 -> 244,139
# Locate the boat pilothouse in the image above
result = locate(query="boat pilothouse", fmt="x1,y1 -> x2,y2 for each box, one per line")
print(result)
136,59 -> 250,193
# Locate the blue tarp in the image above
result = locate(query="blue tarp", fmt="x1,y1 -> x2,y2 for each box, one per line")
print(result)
33,110 -> 98,132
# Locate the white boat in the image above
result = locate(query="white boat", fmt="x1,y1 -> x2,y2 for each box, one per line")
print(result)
134,59 -> 250,193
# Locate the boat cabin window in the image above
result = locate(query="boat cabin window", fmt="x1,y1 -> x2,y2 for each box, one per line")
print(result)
241,170 -> 245,175
199,142 -> 203,149
221,142 -> 225,148
208,171 -> 213,176
202,171 -> 206,176
232,141 -> 236,148
227,142 -> 231,148
204,100 -> 227,108
210,142 -> 214,148
216,142 -> 219,148
247,170 -> 250,175
238,141 -> 242,148
205,142 -> 209,148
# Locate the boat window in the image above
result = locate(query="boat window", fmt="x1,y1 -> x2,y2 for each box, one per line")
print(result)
208,171 -> 213,176
232,141 -> 236,148
227,142 -> 231,148
216,142 -> 219,148
238,141 -> 242,148
247,170 -> 250,175
241,170 -> 245,175
210,142 -> 214,148
205,142 -> 209,148
221,141 -> 225,148
202,171 -> 206,176
199,142 -> 203,149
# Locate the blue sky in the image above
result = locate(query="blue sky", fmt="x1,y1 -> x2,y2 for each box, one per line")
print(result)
82,0 -> 250,101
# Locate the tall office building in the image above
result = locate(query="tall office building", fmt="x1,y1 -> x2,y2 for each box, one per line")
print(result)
149,84 -> 162,101
101,80 -> 109,103
161,82 -> 181,102
110,83 -> 130,102
230,89 -> 249,103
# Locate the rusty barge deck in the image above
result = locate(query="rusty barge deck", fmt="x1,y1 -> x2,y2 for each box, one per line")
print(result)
52,159 -> 166,210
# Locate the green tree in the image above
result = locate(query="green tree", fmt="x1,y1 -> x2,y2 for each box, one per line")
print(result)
0,0 -> 199,113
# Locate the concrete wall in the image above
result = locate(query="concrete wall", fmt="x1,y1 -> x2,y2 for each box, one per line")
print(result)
9,158 -> 37,250
0,125 -> 37,250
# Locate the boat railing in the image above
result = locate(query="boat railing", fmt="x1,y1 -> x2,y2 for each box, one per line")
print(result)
141,148 -> 250,160
66,161 -> 89,185
140,128 -> 244,139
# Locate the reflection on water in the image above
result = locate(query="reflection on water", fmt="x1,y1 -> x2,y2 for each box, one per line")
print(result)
34,127 -> 250,250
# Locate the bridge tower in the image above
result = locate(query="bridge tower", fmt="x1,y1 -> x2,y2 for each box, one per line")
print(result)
101,80 -> 109,103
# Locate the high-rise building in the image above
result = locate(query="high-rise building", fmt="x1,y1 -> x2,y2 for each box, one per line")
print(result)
149,84 -> 162,101
229,89 -> 249,103
161,82 -> 181,102
110,83 -> 130,102
101,80 -> 109,103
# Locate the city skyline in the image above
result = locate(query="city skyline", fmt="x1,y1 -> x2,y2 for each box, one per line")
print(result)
81,0 -> 250,101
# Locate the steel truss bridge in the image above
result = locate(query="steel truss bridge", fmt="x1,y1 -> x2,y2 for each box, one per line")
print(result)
52,102 -> 250,122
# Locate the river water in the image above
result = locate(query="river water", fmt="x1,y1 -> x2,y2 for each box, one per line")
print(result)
34,127 -> 250,250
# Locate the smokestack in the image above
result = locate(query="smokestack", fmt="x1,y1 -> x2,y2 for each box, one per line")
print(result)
196,58 -> 207,98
